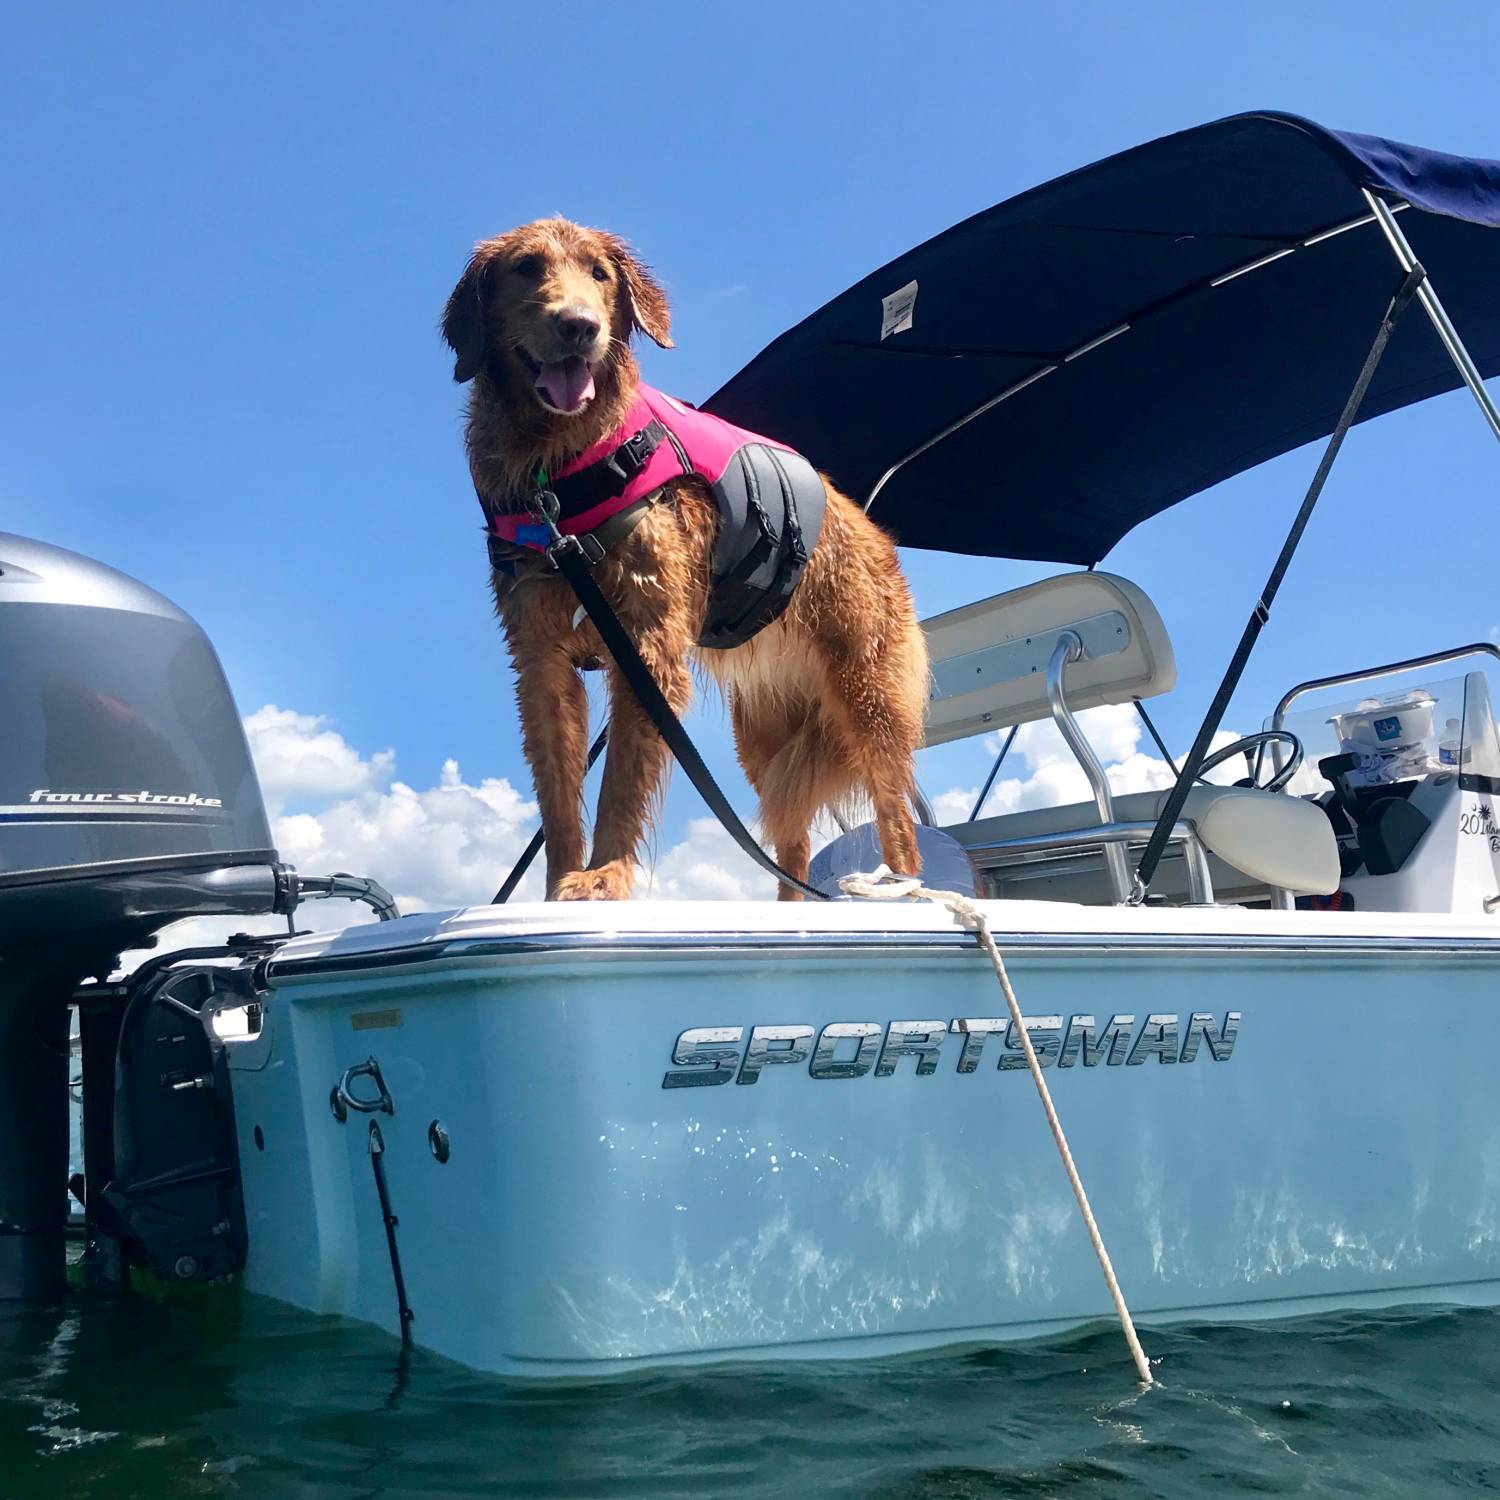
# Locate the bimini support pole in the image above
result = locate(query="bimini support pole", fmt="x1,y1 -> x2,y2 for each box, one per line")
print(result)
1363,190 -> 1500,446
1131,264 -> 1428,901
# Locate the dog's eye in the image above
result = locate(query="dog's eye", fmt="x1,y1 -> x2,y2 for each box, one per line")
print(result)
591,264 -> 610,283
512,256 -> 543,279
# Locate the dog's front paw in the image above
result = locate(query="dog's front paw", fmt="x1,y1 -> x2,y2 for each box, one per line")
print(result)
551,861 -> 636,901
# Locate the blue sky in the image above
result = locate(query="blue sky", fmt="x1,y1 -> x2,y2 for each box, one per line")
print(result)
5,3 -> 1499,902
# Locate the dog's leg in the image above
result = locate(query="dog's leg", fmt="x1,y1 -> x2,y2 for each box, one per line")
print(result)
553,627 -> 692,902
732,695 -> 808,901
822,663 -> 923,881
859,746 -> 921,879
730,690 -> 831,902
767,826 -> 812,901
512,644 -> 590,896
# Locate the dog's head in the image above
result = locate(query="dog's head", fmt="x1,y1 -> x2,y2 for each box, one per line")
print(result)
442,218 -> 673,421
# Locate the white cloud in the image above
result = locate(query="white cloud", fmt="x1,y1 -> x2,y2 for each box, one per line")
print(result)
245,706 -> 805,914
961,704 -> 1246,822
931,786 -> 980,825
1009,702 -> 1143,771
244,705 -> 394,812
120,709 -> 541,969
271,756 -> 540,912
635,816 -> 776,902
128,698 -> 1263,969
247,708 -> 540,913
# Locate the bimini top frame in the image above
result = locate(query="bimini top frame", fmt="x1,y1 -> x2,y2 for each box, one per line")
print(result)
706,112 -> 1500,564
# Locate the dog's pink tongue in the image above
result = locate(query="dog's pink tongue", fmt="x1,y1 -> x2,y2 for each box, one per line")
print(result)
536,356 -> 596,412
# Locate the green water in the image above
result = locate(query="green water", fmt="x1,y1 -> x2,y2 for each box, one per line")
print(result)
2,1288 -> 1497,1498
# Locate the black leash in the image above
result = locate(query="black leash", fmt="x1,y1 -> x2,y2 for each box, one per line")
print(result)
541,524 -> 830,901
493,726 -> 609,903
1132,264 -> 1426,898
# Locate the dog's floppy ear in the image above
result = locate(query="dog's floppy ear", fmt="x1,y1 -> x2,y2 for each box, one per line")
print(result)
605,236 -> 674,350
441,250 -> 495,383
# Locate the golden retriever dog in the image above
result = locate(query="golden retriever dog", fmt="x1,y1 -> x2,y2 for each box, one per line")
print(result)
442,217 -> 928,901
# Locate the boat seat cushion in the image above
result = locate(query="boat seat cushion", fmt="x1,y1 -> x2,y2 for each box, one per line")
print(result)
810,822 -> 978,898
955,784 -> 1338,896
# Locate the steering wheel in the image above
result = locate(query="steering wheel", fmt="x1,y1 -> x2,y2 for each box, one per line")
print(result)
1195,729 -> 1304,792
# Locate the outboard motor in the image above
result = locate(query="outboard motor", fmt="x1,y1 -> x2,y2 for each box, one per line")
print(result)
0,533 -> 292,1300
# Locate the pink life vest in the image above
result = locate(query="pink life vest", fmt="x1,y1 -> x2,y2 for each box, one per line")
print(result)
483,383 -> 826,649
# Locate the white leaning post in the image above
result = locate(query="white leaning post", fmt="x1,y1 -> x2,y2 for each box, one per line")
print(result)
837,867 -> 1156,1388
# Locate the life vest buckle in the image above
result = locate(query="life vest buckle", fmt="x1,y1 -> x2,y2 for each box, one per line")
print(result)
604,420 -> 667,484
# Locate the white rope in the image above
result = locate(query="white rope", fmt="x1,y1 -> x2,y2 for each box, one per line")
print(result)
837,866 -> 1154,1387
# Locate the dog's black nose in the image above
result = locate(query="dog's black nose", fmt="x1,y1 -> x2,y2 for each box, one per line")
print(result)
555,306 -> 602,350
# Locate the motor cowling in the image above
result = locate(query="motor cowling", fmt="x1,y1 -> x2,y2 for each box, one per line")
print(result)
0,532 -> 274,915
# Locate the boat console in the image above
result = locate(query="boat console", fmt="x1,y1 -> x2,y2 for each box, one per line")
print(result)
911,572 -> 1500,916
1269,655 -> 1500,914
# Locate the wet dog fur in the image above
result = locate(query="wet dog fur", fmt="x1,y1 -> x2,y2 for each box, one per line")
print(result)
443,217 -> 928,901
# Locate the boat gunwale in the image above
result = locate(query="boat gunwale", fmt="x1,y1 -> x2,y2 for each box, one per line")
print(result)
264,925 -> 1500,984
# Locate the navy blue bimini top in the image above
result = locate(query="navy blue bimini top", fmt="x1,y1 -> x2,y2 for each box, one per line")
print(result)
707,111 -> 1500,565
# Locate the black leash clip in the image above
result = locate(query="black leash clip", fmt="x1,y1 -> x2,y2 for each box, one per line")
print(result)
528,488 -> 579,568
528,486 -> 563,538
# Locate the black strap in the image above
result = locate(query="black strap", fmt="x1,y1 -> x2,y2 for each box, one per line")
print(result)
493,726 -> 609,902
546,420 -> 671,522
476,420 -> 671,540
549,537 -> 831,900
367,1120 -> 414,1347
1133,264 -> 1426,898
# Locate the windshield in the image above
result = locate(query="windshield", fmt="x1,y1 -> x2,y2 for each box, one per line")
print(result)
1267,661 -> 1500,798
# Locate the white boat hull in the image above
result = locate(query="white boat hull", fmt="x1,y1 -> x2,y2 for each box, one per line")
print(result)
228,901 -> 1500,1376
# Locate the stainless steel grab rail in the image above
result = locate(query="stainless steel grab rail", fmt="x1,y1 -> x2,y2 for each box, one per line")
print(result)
1046,632 -> 1134,904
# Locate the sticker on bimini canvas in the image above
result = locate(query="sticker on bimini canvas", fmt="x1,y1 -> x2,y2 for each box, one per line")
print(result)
880,279 -> 918,340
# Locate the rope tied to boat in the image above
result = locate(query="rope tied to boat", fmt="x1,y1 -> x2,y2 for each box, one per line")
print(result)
836,866 -> 1154,1388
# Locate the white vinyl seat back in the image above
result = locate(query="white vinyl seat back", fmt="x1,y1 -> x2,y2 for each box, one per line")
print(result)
923,572 -> 1177,747
1181,786 -> 1338,895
